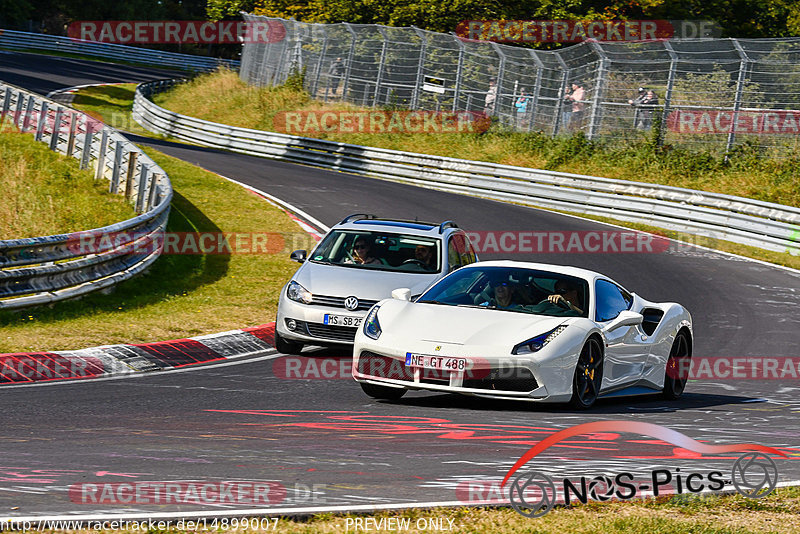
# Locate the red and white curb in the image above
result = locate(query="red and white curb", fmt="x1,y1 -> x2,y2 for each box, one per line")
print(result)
0,323 -> 275,385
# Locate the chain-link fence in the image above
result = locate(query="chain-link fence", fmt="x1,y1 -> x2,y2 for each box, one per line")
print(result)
240,14 -> 800,157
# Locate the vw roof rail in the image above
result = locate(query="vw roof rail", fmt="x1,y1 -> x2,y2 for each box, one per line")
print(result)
438,221 -> 459,234
340,213 -> 377,224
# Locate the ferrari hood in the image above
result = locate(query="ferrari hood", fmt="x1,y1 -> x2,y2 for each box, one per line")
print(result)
381,301 -> 569,346
294,262 -> 438,300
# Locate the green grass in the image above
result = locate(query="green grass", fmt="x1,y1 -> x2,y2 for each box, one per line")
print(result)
0,127 -> 136,239
71,83 -> 163,138
0,146 -> 312,352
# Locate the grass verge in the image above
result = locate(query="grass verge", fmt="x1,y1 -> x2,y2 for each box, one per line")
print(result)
153,69 -> 800,208
0,127 -> 135,239
0,145 -> 311,352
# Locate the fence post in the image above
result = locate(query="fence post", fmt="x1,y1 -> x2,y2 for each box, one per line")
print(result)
490,42 -> 507,121
49,108 -> 63,150
411,27 -> 427,109
35,101 -> 48,141
14,90 -> 25,128
553,54 -> 569,136
587,42 -> 608,140
527,49 -> 545,132
659,41 -> 679,148
310,25 -> 328,98
452,34 -> 466,112
374,26 -> 389,107
95,129 -> 109,181
726,39 -> 750,156
272,19 -> 291,85
341,23 -> 358,101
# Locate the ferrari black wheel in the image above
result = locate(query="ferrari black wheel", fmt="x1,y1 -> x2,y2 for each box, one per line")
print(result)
662,330 -> 691,400
569,337 -> 604,409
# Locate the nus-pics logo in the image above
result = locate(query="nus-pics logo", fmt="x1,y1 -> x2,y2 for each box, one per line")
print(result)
501,421 -> 785,518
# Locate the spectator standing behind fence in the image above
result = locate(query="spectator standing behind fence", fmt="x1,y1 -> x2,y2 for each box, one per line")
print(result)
485,80 -> 497,115
328,57 -> 345,95
629,87 -> 659,130
564,81 -> 585,131
515,89 -> 530,128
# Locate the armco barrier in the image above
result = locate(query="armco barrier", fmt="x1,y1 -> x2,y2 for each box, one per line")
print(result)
0,80 -> 172,309
0,29 -> 238,71
133,79 -> 800,256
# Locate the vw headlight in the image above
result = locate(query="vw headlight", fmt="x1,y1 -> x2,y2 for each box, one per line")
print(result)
286,281 -> 312,304
512,325 -> 567,355
363,305 -> 382,340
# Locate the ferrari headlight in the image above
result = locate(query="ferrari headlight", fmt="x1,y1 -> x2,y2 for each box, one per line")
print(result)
363,305 -> 382,340
512,325 -> 567,355
286,281 -> 312,304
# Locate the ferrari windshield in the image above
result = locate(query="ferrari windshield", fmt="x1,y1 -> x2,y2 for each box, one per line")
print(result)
309,230 -> 441,273
418,266 -> 589,317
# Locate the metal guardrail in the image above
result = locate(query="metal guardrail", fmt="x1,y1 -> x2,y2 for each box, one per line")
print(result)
0,80 -> 173,310
0,29 -> 239,71
133,79 -> 800,255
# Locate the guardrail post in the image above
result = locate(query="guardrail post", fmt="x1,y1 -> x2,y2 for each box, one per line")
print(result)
95,129 -> 109,181
136,165 -> 149,213
21,95 -> 35,132
66,112 -> 78,157
35,101 -> 48,142
14,89 -> 25,128
80,118 -> 95,169
452,35 -> 466,112
110,142 -> 123,193
341,23 -> 358,100
726,39 -> 751,156
125,151 -> 139,201
49,108 -> 63,150
1,87 -> 10,124
410,27 -> 427,109
148,172 -> 162,208
587,41 -> 608,140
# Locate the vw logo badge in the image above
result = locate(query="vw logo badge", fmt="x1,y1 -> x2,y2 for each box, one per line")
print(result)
344,296 -> 359,311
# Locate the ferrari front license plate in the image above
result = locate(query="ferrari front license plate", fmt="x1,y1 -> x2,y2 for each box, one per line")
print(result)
323,314 -> 362,327
405,352 -> 467,371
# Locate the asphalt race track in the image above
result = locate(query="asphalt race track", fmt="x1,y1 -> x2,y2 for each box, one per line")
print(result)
1,51 -> 799,518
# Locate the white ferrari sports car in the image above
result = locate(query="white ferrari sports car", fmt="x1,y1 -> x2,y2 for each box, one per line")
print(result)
352,261 -> 692,408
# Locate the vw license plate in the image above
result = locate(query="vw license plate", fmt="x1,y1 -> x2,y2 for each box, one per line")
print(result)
323,314 -> 362,327
405,352 -> 467,371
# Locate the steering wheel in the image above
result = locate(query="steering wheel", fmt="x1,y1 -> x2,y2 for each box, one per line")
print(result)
344,248 -> 357,263
402,259 -> 427,267
539,296 -> 570,310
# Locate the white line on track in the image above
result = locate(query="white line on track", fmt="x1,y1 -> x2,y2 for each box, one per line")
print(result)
0,351 -> 280,391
